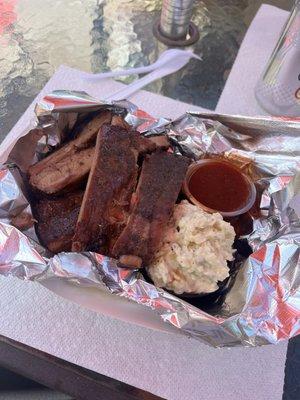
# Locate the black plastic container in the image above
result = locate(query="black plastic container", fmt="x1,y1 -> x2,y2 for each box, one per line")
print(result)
142,239 -> 252,313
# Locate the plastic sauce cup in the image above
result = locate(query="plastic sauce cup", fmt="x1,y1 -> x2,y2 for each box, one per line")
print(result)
183,159 -> 256,218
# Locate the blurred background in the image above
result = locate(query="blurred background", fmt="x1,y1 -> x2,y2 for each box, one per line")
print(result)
0,0 -> 293,139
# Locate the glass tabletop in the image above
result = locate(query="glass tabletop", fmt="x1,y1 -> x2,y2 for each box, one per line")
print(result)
0,0 -> 293,140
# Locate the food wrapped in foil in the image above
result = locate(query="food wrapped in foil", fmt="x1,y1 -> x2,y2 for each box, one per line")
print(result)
0,90 -> 299,348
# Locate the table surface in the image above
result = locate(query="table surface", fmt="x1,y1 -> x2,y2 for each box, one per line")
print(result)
0,0 -> 293,140
0,1 -> 299,400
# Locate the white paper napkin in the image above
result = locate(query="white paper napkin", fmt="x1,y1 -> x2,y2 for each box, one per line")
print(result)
0,5 -> 290,400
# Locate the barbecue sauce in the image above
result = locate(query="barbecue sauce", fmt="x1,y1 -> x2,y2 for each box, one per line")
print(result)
187,160 -> 252,213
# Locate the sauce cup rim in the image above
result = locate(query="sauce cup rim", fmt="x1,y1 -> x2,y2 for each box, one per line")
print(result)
182,159 -> 257,218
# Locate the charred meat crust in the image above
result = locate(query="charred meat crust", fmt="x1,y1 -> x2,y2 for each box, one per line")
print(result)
147,135 -> 170,150
33,191 -> 84,253
111,115 -> 131,130
72,124 -> 156,253
112,152 -> 190,266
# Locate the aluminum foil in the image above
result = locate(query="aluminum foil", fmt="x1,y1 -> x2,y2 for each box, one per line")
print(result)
0,90 -> 299,348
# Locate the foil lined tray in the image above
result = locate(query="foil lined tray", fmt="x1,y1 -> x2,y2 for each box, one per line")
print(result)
0,90 -> 299,347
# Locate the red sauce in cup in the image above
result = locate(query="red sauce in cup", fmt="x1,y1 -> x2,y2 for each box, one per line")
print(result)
183,159 -> 256,217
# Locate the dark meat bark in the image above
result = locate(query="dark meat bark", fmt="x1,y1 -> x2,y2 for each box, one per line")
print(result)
112,152 -> 190,266
111,115 -> 130,130
147,135 -> 170,150
33,191 -> 84,253
28,111 -> 112,194
72,124 -> 156,253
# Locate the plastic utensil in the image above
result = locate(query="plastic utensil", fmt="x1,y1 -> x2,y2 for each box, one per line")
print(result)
81,49 -> 201,101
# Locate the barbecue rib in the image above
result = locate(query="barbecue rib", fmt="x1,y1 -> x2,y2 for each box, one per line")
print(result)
112,152 -> 190,266
111,115 -> 130,130
28,111 -> 112,194
72,124 -> 156,253
147,135 -> 170,150
33,191 -> 84,253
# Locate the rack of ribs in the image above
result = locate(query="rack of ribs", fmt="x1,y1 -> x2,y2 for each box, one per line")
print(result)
112,152 -> 190,267
28,111 -> 112,195
72,124 -> 156,253
33,191 -> 84,253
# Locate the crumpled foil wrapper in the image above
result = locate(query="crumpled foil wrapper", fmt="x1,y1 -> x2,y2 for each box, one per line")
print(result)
0,90 -> 299,347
